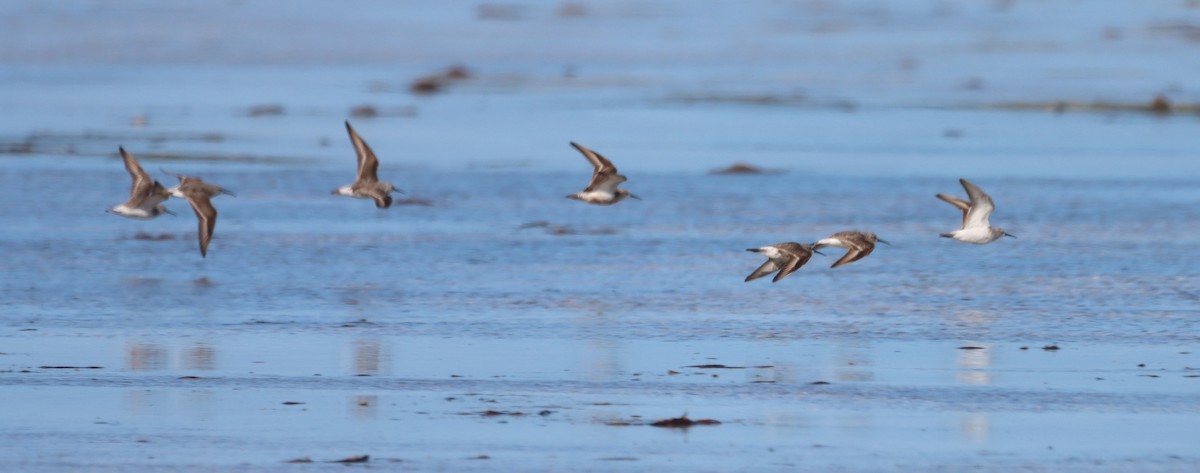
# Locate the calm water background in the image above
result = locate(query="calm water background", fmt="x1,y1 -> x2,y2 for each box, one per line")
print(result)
2,1 -> 1200,471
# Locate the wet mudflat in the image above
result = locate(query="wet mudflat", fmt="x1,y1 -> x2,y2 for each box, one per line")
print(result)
3,1 -> 1200,471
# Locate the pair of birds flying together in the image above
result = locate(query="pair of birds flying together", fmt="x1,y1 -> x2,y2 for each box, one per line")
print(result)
744,231 -> 889,282
744,179 -> 1013,283
106,147 -> 232,257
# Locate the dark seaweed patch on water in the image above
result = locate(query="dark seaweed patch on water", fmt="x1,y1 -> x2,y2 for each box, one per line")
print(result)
331,454 -> 369,463
685,364 -> 773,369
982,96 -> 1200,115
38,366 -> 102,369
651,415 -> 722,428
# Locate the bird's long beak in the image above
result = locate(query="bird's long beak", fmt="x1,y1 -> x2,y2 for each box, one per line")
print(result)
164,208 -> 177,216
877,238 -> 891,246
221,189 -> 237,197
629,194 -> 642,200
813,249 -> 826,256
331,189 -> 340,195
1003,232 -> 1017,238
745,248 -> 759,253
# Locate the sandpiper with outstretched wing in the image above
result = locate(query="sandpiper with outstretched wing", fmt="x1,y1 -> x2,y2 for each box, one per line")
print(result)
166,173 -> 234,258
744,242 -> 822,283
333,121 -> 402,209
937,178 -> 1015,244
566,141 -> 639,205
812,231 -> 888,268
107,147 -> 173,219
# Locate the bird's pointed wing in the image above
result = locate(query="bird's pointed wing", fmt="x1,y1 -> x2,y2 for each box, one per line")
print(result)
768,244 -> 815,282
570,142 -> 627,193
120,147 -> 154,200
936,194 -> 971,228
585,172 -> 627,193
570,142 -> 617,173
745,259 -> 780,282
831,247 -> 874,268
773,254 -> 808,282
959,179 -> 995,229
364,188 -> 393,209
184,194 -> 217,258
346,121 -> 380,182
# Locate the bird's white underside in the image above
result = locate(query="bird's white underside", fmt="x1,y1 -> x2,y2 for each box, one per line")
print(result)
574,190 -> 617,202
757,246 -> 784,259
947,226 -> 1000,244
109,204 -> 156,219
814,238 -> 846,249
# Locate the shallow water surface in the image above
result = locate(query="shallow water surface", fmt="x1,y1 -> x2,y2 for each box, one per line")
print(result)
2,1 -> 1200,471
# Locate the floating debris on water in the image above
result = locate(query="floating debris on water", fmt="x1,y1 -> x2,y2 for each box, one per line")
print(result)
246,104 -> 284,117
517,220 -> 617,236
409,65 -> 475,95
349,104 -> 418,118
557,2 -> 588,18
349,105 -> 378,118
38,366 -> 102,370
131,232 -> 176,241
476,3 -> 525,20
477,410 -> 525,417
650,415 -> 722,428
684,364 -> 773,369
985,96 -> 1200,115
709,163 -> 783,175
331,454 -> 369,464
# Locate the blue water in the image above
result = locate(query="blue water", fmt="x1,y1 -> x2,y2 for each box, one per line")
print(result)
2,1 -> 1200,471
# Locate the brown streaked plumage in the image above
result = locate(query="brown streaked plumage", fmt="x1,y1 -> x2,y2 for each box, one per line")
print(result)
333,121 -> 402,209
167,174 -> 233,258
812,231 -> 889,268
744,242 -> 822,283
107,147 -> 172,219
566,141 -> 638,205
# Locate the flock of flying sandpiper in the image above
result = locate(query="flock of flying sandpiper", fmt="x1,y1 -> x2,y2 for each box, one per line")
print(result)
107,121 -> 1014,278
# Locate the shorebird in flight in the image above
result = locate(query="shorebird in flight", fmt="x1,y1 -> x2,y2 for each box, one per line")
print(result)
744,242 -> 822,283
812,231 -> 889,268
566,141 -> 639,205
165,172 -> 234,258
937,178 -> 1015,244
107,147 -> 173,219
333,121 -> 402,209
